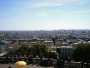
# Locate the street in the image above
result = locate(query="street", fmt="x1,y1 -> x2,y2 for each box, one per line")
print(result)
0,64 -> 54,68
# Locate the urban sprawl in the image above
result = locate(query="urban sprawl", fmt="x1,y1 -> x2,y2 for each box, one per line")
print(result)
0,30 -> 90,68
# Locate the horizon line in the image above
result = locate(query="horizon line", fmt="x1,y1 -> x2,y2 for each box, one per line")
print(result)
0,29 -> 90,31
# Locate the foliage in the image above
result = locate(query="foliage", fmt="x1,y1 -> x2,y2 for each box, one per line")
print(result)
73,43 -> 90,63
31,44 -> 48,58
51,37 -> 57,45
17,45 -> 32,56
7,43 -> 57,59
47,52 -> 57,59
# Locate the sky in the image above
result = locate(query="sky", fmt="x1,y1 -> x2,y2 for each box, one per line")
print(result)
0,0 -> 90,30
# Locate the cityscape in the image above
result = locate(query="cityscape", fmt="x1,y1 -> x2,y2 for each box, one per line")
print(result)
0,30 -> 90,68
0,0 -> 90,68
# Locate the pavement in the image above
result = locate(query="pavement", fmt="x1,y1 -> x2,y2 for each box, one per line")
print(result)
0,64 -> 54,68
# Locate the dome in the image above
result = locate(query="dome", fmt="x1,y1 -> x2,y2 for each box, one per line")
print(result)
15,61 -> 27,67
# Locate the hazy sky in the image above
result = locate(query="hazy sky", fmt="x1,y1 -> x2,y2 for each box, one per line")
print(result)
0,0 -> 90,30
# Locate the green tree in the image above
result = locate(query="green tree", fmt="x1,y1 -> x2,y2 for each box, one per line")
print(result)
17,45 -> 32,56
47,52 -> 57,59
51,36 -> 57,46
31,44 -> 48,58
16,43 -> 56,59
73,43 -> 90,68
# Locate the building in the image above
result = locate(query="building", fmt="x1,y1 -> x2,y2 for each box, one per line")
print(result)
57,46 -> 74,60
0,40 -> 8,56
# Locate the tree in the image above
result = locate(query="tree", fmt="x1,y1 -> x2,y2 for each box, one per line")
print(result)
73,43 -> 90,68
16,45 -> 33,57
31,44 -> 48,58
47,52 -> 57,59
51,36 -> 57,46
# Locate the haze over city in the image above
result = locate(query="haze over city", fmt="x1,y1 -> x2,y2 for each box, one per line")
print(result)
0,0 -> 90,30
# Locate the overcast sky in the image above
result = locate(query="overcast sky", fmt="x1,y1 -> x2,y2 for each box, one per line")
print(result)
0,0 -> 90,30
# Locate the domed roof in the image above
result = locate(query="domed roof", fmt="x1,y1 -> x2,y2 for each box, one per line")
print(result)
15,61 -> 27,67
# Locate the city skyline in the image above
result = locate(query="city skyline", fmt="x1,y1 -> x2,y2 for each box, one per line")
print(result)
0,0 -> 90,30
